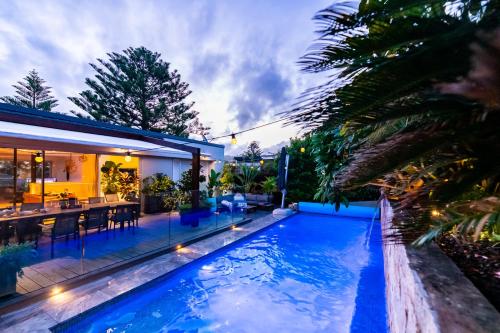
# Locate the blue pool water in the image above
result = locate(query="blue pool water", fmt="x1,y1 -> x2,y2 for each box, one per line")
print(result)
57,213 -> 387,333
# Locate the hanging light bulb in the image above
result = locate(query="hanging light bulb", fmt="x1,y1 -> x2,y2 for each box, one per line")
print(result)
34,152 -> 43,163
124,151 -> 132,162
300,147 -> 306,153
259,159 -> 264,165
231,133 -> 237,145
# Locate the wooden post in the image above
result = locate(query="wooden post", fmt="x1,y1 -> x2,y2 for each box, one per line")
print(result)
191,148 -> 201,209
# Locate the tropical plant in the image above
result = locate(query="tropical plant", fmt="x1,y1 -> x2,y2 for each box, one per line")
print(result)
220,163 -> 236,193
1,69 -> 58,111
0,242 -> 36,297
288,1 -> 500,244
207,169 -> 222,198
236,165 -> 259,193
279,135 -> 320,203
119,171 -> 139,201
69,46 -> 197,137
177,168 -> 206,194
142,173 -> 175,195
261,176 -> 277,200
100,161 -> 122,194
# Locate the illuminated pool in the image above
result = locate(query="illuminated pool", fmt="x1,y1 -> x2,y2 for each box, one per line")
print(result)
54,213 -> 387,333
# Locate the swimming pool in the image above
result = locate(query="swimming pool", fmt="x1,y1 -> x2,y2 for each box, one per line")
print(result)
53,213 -> 387,333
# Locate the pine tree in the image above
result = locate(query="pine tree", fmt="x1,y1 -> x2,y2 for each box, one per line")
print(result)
241,141 -> 263,162
69,46 -> 197,137
1,69 -> 58,111
188,118 -> 211,139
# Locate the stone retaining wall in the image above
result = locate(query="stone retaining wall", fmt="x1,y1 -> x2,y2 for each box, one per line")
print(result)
381,199 -> 500,333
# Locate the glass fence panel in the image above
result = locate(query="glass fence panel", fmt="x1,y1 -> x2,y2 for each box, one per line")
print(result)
0,187 -> 271,303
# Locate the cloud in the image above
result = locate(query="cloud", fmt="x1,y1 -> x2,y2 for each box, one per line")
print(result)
191,52 -> 229,85
0,0 -> 332,150
230,61 -> 292,128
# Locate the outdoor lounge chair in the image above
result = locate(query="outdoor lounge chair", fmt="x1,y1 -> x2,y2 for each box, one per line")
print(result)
245,194 -> 274,210
81,206 -> 110,235
15,217 -> 43,247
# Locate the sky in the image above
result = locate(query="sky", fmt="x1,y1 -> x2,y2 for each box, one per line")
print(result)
0,0 -> 332,155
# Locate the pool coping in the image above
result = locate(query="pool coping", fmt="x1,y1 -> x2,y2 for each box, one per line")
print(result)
0,212 -> 292,333
50,212 -> 298,332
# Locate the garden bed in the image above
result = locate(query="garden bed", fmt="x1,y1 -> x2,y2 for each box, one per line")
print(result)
438,236 -> 500,311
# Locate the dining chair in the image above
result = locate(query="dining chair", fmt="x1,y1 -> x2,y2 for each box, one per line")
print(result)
41,212 -> 81,257
88,197 -> 105,204
0,220 -> 15,246
105,193 -> 119,203
109,204 -> 135,230
15,217 -> 43,248
20,202 -> 43,211
81,206 -> 110,235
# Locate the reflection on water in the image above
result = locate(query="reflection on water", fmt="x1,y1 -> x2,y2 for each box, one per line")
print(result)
65,213 -> 386,333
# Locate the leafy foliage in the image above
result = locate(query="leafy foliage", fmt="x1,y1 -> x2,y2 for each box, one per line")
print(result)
220,163 -> 236,193
207,169 -> 222,197
288,0 -> 500,244
261,176 -> 277,194
1,69 -> 58,111
69,46 -> 197,137
142,173 -> 175,195
280,136 -> 320,202
236,165 -> 259,193
176,168 -> 207,193
100,161 -> 122,194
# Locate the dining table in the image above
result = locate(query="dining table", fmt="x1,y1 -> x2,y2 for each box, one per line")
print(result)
0,201 -> 140,227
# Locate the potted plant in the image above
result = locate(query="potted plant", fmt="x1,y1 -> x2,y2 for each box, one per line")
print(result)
179,199 -> 212,227
100,160 -> 122,195
261,176 -> 277,202
0,243 -> 36,297
142,173 -> 175,213
207,169 -> 222,212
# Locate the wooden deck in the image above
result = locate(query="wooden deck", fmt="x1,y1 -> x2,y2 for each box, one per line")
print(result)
1,210 -> 268,302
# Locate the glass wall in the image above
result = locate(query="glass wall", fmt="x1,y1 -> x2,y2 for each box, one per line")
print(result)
0,148 -> 15,209
0,148 -> 98,208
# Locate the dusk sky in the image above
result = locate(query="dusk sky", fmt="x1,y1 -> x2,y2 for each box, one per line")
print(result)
0,0 -> 331,155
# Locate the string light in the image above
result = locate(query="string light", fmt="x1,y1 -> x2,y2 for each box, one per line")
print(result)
300,147 -> 305,153
34,152 -> 43,163
231,133 -> 237,145
124,151 -> 132,162
259,159 -> 264,165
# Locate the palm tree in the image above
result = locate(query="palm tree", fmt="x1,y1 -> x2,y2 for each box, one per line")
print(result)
1,69 -> 58,111
288,1 -> 500,244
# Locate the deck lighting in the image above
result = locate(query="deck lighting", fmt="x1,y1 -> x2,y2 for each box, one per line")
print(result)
176,244 -> 182,250
300,147 -> 305,153
231,134 -> 237,145
231,225 -> 237,230
34,152 -> 43,163
124,151 -> 132,162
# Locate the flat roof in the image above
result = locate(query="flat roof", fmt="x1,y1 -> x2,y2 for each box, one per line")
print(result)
0,103 -> 224,149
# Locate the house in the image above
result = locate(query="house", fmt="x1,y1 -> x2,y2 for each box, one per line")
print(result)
0,103 -> 224,209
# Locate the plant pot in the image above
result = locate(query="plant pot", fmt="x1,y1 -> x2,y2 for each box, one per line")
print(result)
0,268 -> 18,298
144,195 -> 163,214
180,207 -> 211,227
207,197 -> 217,212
